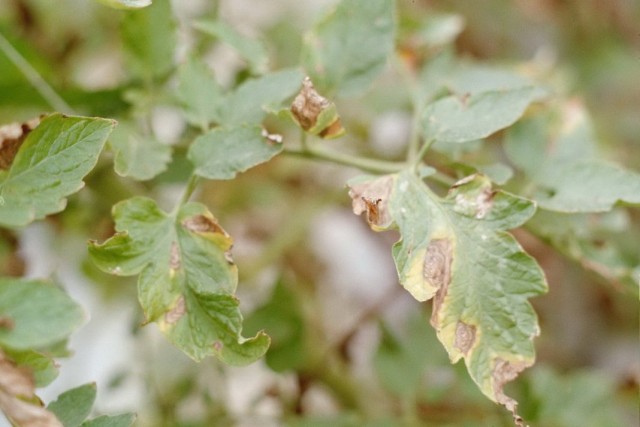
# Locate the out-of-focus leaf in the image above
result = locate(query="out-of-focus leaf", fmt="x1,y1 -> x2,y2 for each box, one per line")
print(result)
524,366 -> 628,427
48,383 -> 97,427
3,349 -> 59,388
81,414 -> 136,427
95,0 -> 151,9
348,172 -> 547,420
505,101 -> 640,212
0,114 -> 115,228
221,68 -> 304,126
121,0 -> 176,80
244,280 -> 308,372
0,349 -> 62,427
176,56 -> 224,128
422,87 -> 539,144
374,315 -> 445,397
302,0 -> 395,96
88,197 -> 269,364
188,125 -> 283,180
194,20 -> 268,74
109,122 -> 171,181
0,278 -> 84,350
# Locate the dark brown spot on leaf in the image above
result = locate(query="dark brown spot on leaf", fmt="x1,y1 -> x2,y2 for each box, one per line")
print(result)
454,321 -> 476,355
212,341 -> 223,352
0,117 -> 40,170
164,296 -> 186,325
348,176 -> 394,229
493,358 -> 530,427
183,214 -> 226,236
169,241 -> 180,270
428,239 -> 453,327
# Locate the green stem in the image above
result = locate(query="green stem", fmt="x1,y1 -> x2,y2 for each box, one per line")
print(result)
412,137 -> 435,170
177,174 -> 200,207
284,144 -> 406,175
0,32 -> 73,114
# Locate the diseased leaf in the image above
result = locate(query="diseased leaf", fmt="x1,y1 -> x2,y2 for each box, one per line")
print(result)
0,278 -> 84,350
81,414 -> 136,427
3,349 -> 59,388
422,87 -> 539,144
177,56 -> 224,128
349,172 -> 547,421
505,101 -> 640,212
95,0 -> 151,9
194,20 -> 269,74
47,383 -> 97,427
121,0 -> 175,80
302,0 -> 395,96
0,114 -> 115,228
221,68 -> 304,126
0,349 -> 62,427
188,125 -> 283,180
109,122 -> 171,181
88,197 -> 269,364
290,76 -> 345,139
0,116 -> 40,170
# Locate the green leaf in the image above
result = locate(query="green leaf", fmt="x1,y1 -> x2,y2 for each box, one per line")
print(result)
109,122 -> 172,181
422,87 -> 539,144
188,125 -> 283,180
88,197 -> 269,364
121,0 -> 176,80
95,0 -> 151,9
505,103 -> 640,212
244,280 -> 309,372
0,114 -> 115,228
194,20 -> 269,74
177,56 -> 224,128
82,414 -> 136,427
3,349 -> 59,387
48,383 -> 97,427
221,68 -> 304,126
302,0 -> 395,96
0,278 -> 84,350
348,172 -> 547,419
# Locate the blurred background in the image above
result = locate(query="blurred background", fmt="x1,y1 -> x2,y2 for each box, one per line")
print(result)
0,1 -> 638,426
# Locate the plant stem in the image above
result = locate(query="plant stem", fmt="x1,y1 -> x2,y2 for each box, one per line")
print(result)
0,32 -> 73,114
178,174 -> 200,207
284,144 -> 406,174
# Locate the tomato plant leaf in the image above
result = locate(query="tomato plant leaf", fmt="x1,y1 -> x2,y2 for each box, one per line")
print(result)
121,0 -> 175,80
3,348 -> 59,388
422,87 -> 539,144
177,56 -> 224,128
349,172 -> 547,420
221,68 -> 304,126
290,76 -> 345,139
188,125 -> 283,180
302,0 -> 395,96
47,383 -> 97,427
0,349 -> 63,427
81,414 -> 136,427
0,278 -> 84,350
109,122 -> 171,181
88,197 -> 269,364
194,20 -> 269,74
0,114 -> 115,228
505,103 -> 640,212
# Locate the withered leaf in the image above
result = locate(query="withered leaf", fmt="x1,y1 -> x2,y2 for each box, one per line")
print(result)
290,77 -> 345,139
0,349 -> 62,427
